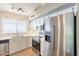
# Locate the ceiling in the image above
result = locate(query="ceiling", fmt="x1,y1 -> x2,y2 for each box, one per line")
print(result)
0,3 -> 66,18
0,3 -> 42,15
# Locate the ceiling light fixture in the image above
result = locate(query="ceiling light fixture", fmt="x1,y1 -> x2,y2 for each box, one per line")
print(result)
11,7 -> 28,15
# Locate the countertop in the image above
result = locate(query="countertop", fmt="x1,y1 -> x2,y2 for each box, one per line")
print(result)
0,34 -> 38,41
0,36 -> 12,40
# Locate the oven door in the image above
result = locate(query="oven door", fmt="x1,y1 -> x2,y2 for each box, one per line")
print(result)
32,40 -> 40,55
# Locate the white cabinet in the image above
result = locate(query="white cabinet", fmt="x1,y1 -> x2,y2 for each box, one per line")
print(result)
40,35 -> 53,56
31,18 -> 44,31
9,36 -> 32,54
9,36 -> 27,54
9,38 -> 19,54
40,40 -> 52,56
26,36 -> 32,48
40,40 -> 45,56
44,17 -> 51,31
44,41 -> 52,56
40,36 -> 45,56
17,36 -> 26,50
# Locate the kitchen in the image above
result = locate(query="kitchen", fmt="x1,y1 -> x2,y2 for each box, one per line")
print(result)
0,3 -> 77,56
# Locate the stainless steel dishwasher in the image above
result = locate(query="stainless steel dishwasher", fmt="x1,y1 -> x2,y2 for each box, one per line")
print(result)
0,40 -> 9,56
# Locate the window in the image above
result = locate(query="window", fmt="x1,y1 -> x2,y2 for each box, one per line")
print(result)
2,19 -> 16,33
2,18 -> 27,33
16,20 -> 27,33
31,20 -> 36,31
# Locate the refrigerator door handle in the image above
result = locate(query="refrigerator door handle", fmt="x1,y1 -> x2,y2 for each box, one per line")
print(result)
53,26 -> 55,51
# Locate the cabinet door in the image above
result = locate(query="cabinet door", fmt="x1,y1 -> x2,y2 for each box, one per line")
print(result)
40,40 -> 45,56
40,37 -> 45,56
9,38 -> 19,54
26,37 -> 32,48
44,41 -> 50,56
17,36 -> 26,50
45,17 -> 51,31
9,36 -> 27,54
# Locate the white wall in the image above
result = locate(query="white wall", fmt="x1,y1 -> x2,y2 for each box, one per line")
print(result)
77,4 -> 79,56
65,12 -> 74,55
0,16 -> 2,34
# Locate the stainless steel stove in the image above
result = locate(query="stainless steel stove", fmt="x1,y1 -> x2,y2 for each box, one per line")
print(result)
32,36 -> 40,55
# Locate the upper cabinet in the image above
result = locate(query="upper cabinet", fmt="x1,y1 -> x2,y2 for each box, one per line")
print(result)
44,17 -> 51,32
31,16 -> 51,32
31,18 -> 44,31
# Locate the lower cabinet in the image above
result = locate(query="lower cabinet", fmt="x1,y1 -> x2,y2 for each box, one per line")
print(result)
9,36 -> 32,54
26,36 -> 32,48
40,40 -> 45,56
44,41 -> 53,56
40,40 -> 53,56
9,36 -> 26,54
